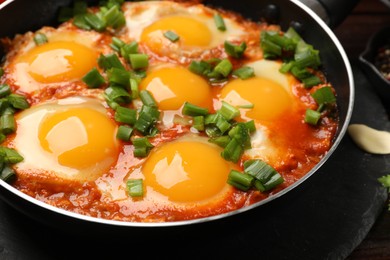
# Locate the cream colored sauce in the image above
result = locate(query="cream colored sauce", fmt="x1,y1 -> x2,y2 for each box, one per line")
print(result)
348,124 -> 390,154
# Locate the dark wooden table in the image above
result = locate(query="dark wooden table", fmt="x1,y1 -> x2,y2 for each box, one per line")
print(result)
334,0 -> 390,259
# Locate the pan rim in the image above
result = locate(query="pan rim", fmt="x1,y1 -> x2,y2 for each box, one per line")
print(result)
0,0 -> 354,228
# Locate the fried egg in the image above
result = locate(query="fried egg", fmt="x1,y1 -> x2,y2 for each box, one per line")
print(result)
122,1 -> 247,56
141,135 -> 236,204
6,28 -> 107,94
13,96 -> 119,182
218,59 -> 299,122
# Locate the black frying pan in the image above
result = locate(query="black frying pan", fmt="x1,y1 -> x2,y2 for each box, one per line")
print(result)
0,0 -> 356,235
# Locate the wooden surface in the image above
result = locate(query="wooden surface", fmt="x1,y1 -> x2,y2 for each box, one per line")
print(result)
334,0 -> 390,259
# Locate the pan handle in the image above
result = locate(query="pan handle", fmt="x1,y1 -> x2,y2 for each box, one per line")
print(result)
299,0 -> 361,28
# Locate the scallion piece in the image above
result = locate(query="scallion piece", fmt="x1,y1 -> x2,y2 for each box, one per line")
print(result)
218,101 -> 240,121
244,159 -> 277,183
227,170 -> 254,191
103,5 -> 126,29
304,109 -> 321,125
84,13 -> 106,32
224,41 -> 247,59
302,75 -> 322,88
164,30 -> 180,42
114,106 -> 137,125
0,114 -> 15,134
82,67 -> 105,88
120,41 -> 139,61
110,37 -> 125,52
126,179 -> 144,197
134,106 -> 160,136
7,94 -> 30,110
192,116 -> 204,131
107,67 -> 130,87
0,147 -> 24,164
232,66 -> 255,80
182,102 -> 209,117
104,86 -> 132,104
0,84 -> 11,98
311,86 -> 336,105
129,54 -> 149,70
132,137 -> 154,157
213,13 -> 226,31
33,33 -> 48,45
0,165 -> 16,183
130,78 -> 139,99
116,125 -> 133,141
208,135 -> 231,148
213,59 -> 233,77
98,53 -> 125,70
189,60 -> 212,76
139,90 -> 157,107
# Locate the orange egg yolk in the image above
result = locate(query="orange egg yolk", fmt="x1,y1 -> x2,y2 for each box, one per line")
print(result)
140,15 -> 212,51
38,107 -> 118,170
17,41 -> 98,84
139,66 -> 213,111
220,77 -> 292,121
142,139 -> 232,203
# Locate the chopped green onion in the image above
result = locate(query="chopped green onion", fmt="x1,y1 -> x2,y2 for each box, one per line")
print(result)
301,75 -> 322,88
0,147 -> 24,164
107,67 -> 130,87
0,114 -> 15,134
102,5 -> 126,29
116,125 -> 133,141
33,33 -> 48,45
0,165 -> 16,183
182,102 -> 209,116
311,86 -> 336,105
129,54 -> 149,70
164,30 -> 180,42
227,170 -> 254,191
98,53 -> 125,70
139,90 -> 157,107
213,59 -> 233,77
232,66 -> 255,80
213,13 -> 226,31
0,68 -> 4,77
120,41 -> 139,61
104,86 -> 132,105
114,106 -> 137,125
7,94 -> 30,110
208,135 -> 230,148
132,137 -> 154,157
218,101 -> 239,121
237,103 -> 254,109
134,106 -> 160,136
304,109 -> 321,125
192,116 -> 204,131
110,37 -> 125,52
188,60 -> 211,75
244,159 -> 277,183
0,84 -> 11,98
82,67 -> 105,88
84,13 -> 106,32
130,78 -> 139,99
224,41 -> 247,59
73,14 -> 92,30
126,179 -> 144,197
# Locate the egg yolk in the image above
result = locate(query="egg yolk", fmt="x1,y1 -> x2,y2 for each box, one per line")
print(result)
139,66 -> 213,111
38,107 -> 118,170
140,16 -> 212,51
17,41 -> 97,83
220,77 -> 292,121
142,139 -> 232,203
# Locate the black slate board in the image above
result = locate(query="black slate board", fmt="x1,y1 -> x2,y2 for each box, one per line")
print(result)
0,63 -> 389,260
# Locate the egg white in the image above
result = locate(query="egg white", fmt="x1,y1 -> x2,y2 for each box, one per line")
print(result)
13,96 -> 119,182
122,1 -> 247,56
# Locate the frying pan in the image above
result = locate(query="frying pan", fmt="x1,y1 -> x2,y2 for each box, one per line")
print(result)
0,0 -> 355,234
